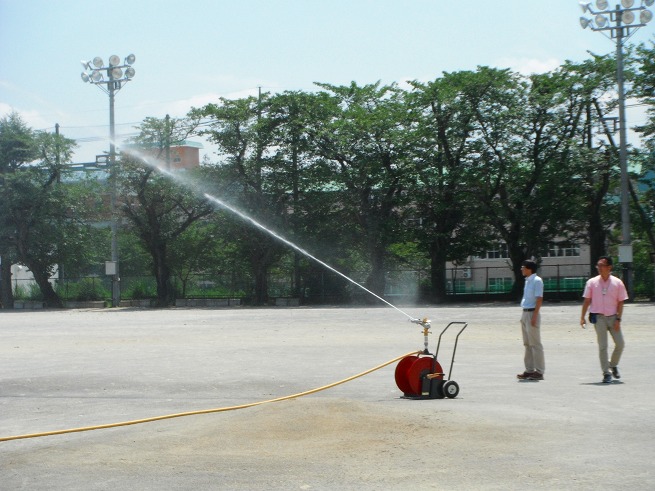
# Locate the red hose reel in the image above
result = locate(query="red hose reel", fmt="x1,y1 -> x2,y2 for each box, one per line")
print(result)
395,320 -> 467,399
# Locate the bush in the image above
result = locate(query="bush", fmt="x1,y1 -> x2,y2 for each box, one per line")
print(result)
59,278 -> 110,301
14,283 -> 43,301
123,279 -> 157,300
182,283 -> 245,298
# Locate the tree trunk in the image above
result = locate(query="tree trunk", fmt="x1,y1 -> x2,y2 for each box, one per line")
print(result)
293,251 -> 302,298
508,248 -> 527,301
253,260 -> 268,305
587,178 -> 609,278
153,244 -> 174,307
365,244 -> 386,301
587,214 -> 606,278
429,240 -> 448,303
29,266 -> 63,308
0,260 -> 14,308
249,234 -> 275,305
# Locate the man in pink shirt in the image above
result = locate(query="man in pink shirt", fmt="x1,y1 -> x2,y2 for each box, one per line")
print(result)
580,256 -> 628,383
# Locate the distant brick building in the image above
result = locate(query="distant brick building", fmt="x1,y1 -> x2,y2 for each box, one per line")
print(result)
167,141 -> 203,170
124,140 -> 203,171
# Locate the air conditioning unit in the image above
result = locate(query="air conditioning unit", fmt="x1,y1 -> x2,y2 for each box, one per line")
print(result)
461,268 -> 471,279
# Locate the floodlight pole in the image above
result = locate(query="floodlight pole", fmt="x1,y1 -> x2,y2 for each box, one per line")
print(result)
615,19 -> 632,300
108,71 -> 120,307
80,54 -> 136,307
579,1 -> 654,299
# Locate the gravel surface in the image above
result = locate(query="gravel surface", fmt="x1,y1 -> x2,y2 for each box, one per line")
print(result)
2,303 -> 654,490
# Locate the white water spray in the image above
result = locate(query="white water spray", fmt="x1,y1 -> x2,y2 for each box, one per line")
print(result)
201,192 -> 417,320
123,148 -> 419,322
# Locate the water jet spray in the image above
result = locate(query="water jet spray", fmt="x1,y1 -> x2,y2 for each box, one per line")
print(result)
124,148 -> 468,399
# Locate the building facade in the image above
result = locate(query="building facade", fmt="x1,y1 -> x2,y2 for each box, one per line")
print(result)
446,241 -> 591,295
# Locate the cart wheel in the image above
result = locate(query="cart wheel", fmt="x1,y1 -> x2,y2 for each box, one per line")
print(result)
407,357 -> 444,395
394,355 -> 418,394
443,380 -> 460,399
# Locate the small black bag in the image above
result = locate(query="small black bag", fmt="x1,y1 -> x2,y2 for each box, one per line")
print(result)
589,313 -> 598,324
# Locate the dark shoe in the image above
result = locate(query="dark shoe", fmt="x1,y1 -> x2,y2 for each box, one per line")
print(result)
602,373 -> 612,383
517,371 -> 533,380
611,366 -> 621,379
527,372 -> 544,381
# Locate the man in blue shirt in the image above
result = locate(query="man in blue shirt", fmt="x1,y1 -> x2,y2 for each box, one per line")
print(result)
517,260 -> 545,381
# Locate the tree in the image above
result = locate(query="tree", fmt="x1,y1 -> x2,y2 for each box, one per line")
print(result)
633,39 -> 655,232
627,38 -> 655,295
0,115 -> 92,307
167,219 -> 232,297
307,82 -> 413,297
127,114 -> 199,169
193,95 -> 293,304
553,57 -> 619,276
117,116 -> 217,306
118,153 -> 214,307
408,69 -> 501,301
265,91 -> 337,298
0,113 -> 39,307
633,38 -> 655,152
469,66 -> 596,297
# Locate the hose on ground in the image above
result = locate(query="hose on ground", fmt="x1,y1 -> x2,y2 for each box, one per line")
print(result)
0,350 -> 419,443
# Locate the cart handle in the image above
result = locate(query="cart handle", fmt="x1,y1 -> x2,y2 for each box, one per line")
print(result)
433,321 -> 468,380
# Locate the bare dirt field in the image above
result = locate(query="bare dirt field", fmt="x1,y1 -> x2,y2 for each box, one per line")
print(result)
2,302 -> 654,490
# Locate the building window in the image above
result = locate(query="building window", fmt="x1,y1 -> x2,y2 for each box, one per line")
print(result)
488,277 -> 512,292
478,243 -> 509,259
545,242 -> 580,258
447,279 -> 469,293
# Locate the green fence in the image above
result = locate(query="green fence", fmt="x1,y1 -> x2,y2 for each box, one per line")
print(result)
8,261 -> 652,305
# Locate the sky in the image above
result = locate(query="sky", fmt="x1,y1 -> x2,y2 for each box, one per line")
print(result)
1,0 -> 654,163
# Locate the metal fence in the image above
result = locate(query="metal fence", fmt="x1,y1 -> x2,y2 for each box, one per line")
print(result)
446,264 -> 589,294
9,262 -> 653,304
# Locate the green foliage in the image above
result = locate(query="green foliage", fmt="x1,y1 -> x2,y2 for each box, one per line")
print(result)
122,278 -> 157,300
116,143 -> 214,306
194,94 -> 294,304
13,283 -> 43,301
118,232 -> 153,277
181,282 -> 246,298
1,112 -> 88,307
4,47 -> 655,304
634,38 -> 655,151
58,278 -> 110,301
387,242 -> 429,271
0,112 -> 40,172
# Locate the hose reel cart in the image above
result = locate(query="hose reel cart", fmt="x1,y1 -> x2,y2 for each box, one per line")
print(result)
394,320 -> 468,399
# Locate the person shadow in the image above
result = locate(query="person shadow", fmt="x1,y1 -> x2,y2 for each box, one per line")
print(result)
581,380 -> 625,386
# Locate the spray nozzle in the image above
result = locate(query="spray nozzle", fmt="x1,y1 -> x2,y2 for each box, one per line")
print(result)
410,317 -> 431,328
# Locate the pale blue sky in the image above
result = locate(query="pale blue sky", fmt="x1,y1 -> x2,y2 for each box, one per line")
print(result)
1,0 -> 653,162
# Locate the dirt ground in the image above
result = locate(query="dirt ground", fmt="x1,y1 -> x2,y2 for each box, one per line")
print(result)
1,303 -> 654,490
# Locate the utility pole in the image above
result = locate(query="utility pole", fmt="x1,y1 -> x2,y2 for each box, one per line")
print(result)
165,114 -> 171,171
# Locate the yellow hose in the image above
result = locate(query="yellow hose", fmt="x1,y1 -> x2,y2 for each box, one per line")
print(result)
0,350 -> 419,443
